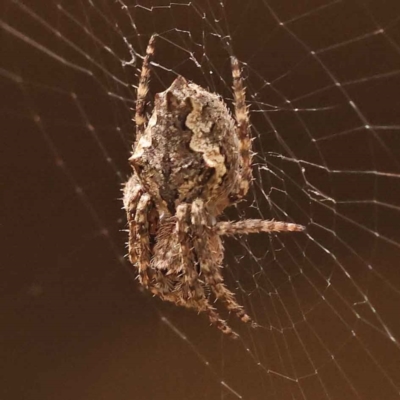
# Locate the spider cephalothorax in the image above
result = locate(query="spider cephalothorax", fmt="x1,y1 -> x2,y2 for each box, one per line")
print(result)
123,35 -> 305,338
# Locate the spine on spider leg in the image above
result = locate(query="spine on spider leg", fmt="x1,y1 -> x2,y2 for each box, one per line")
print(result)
215,219 -> 306,236
135,34 -> 157,140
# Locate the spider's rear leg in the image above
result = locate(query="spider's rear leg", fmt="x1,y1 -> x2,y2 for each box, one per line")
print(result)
126,185 -> 153,288
191,198 -> 253,325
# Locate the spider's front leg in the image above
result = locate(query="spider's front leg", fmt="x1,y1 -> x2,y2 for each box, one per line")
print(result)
230,56 -> 252,202
215,219 -> 305,236
134,34 -> 156,140
176,203 -> 239,338
176,204 -> 197,284
190,198 -> 252,325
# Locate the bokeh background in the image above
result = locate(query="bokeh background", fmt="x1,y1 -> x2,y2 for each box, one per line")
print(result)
2,1 -> 400,399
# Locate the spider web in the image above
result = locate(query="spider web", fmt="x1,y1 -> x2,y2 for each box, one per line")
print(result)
2,1 -> 400,399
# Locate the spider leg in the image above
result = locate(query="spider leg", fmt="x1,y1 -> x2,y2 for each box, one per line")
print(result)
215,219 -> 305,236
231,56 -> 252,201
135,34 -> 156,140
191,198 -> 252,325
125,181 -> 152,287
202,303 -> 239,338
124,176 -> 142,266
176,203 -> 239,338
176,204 -> 197,281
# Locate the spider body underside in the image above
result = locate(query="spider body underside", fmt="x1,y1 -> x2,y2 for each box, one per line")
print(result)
123,35 -> 305,338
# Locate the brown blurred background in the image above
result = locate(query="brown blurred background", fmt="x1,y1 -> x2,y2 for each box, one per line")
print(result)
1,1 -> 400,399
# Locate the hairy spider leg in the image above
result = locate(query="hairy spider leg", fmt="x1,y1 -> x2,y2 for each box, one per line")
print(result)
127,190 -> 152,287
191,199 -> 252,324
176,204 -> 197,280
215,219 -> 306,236
176,202 -> 240,338
135,34 -> 156,140
230,56 -> 252,201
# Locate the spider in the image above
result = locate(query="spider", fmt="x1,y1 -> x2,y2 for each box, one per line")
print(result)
123,34 -> 305,338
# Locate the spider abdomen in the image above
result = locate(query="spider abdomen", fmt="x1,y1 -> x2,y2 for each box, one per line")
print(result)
130,76 -> 239,216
